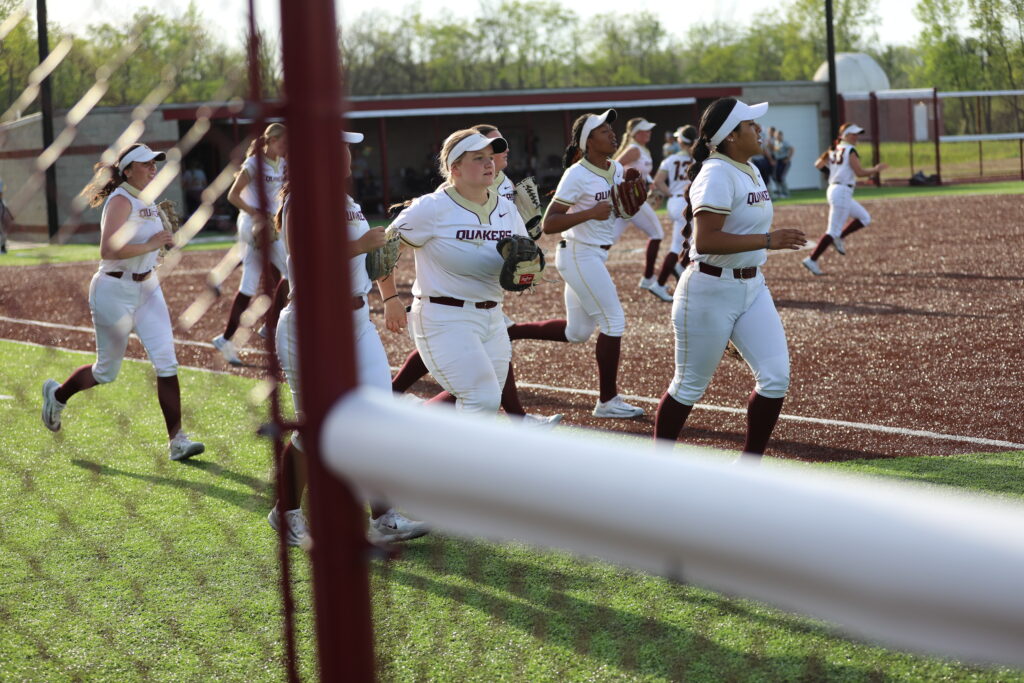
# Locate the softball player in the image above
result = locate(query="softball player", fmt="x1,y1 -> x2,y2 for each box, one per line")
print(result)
651,125 -> 697,290
654,99 -> 805,456
391,129 -> 529,415
213,123 -> 288,365
611,118 -> 670,301
802,123 -> 888,275
40,144 -> 204,461
512,109 -> 643,419
270,131 -> 426,546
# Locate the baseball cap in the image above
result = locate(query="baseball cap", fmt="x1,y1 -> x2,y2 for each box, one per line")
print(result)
118,144 -> 166,172
342,131 -> 364,143
842,124 -> 866,135
710,100 -> 769,148
632,119 -> 656,132
446,132 -> 509,168
581,109 -> 617,153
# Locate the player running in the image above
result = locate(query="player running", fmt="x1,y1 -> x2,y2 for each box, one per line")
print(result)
650,124 -> 697,293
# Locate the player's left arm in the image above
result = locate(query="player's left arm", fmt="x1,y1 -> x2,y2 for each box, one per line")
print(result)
376,270 -> 406,333
848,149 -> 888,178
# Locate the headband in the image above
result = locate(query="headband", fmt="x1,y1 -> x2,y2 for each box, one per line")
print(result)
118,145 -> 166,173
709,100 -> 769,148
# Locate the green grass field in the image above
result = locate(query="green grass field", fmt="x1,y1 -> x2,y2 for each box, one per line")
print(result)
3,340 -> 1023,681
0,238 -> 236,267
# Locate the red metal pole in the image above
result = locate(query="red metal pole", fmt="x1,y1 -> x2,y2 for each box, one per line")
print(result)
869,92 -> 881,186
279,1 -> 375,681
378,117 -> 390,212
933,89 -> 942,184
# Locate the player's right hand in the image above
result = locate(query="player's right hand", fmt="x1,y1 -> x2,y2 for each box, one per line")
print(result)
768,228 -> 806,250
357,226 -> 387,254
149,230 -> 175,250
589,202 -> 613,221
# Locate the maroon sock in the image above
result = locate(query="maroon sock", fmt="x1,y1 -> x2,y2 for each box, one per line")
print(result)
266,278 -> 288,337
643,239 -> 661,279
156,375 -> 183,439
508,320 -> 568,342
279,440 -> 304,511
427,391 -> 456,405
840,219 -> 866,238
500,364 -> 526,416
595,333 -> 621,403
56,364 -> 98,404
391,350 -> 430,393
743,391 -> 785,455
224,292 -> 251,340
809,234 -> 833,261
656,251 -> 679,286
654,392 -> 694,442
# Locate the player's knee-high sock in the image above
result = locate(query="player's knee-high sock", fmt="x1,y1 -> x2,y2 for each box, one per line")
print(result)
809,234 -> 834,261
840,218 -> 866,238
654,392 -> 693,442
644,239 -> 661,279
595,333 -> 621,403
500,363 -> 526,416
391,350 -> 430,393
656,251 -> 679,286
279,440 -> 307,512
508,320 -> 568,342
266,277 -> 288,338
223,292 -> 251,341
156,375 -> 182,439
56,365 -> 98,403
743,391 -> 785,456
427,391 -> 455,405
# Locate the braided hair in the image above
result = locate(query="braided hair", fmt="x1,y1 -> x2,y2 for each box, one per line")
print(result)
683,98 -> 741,224
562,114 -> 590,169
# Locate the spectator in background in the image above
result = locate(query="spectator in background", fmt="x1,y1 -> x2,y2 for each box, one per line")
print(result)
662,130 -> 680,159
749,127 -> 773,194
772,129 -> 795,198
181,160 -> 208,217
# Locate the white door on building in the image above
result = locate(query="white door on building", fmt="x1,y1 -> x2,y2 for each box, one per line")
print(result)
758,104 -> 822,191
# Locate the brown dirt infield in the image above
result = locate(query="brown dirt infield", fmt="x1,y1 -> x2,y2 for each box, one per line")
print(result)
2,192 -> 1021,462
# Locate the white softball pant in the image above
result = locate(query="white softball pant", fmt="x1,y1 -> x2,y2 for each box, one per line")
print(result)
825,184 -> 871,238
612,201 -> 663,242
666,196 -> 689,254
668,268 -> 790,405
555,240 -> 626,341
88,271 -> 178,383
237,213 -> 289,297
409,298 -> 510,414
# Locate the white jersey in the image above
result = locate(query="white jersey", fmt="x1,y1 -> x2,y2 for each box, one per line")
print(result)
240,155 -> 286,214
657,151 -> 694,197
492,172 -> 514,203
689,152 -> 773,270
552,158 -> 624,246
621,143 -> 654,182
282,195 -> 373,299
98,185 -> 163,275
827,142 -> 858,187
393,186 -> 528,303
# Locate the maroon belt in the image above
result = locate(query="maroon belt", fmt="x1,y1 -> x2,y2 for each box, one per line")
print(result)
106,270 -> 152,281
696,262 -> 758,279
353,296 -> 365,310
559,240 -> 611,251
423,296 -> 498,310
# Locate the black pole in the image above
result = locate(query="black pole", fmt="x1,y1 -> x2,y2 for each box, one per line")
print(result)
825,0 -> 840,139
36,0 -> 59,241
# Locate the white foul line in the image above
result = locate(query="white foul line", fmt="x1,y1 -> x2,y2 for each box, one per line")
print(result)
2,315 -> 1021,451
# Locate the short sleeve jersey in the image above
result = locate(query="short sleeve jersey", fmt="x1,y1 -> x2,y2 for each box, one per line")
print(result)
393,187 -> 528,302
656,151 -> 694,197
688,153 -> 773,270
281,195 -> 373,299
622,143 -> 654,182
552,159 -> 624,246
827,142 -> 858,186
492,172 -> 515,203
98,185 -> 164,275
240,155 -> 286,215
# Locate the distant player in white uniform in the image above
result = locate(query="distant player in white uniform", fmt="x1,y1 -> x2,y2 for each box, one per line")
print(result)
512,109 -> 645,419
390,129 -> 530,415
802,123 -> 888,275
40,144 -> 205,461
612,118 -> 671,301
651,124 -> 697,291
271,131 -> 427,547
653,99 -> 805,457
213,123 -> 288,365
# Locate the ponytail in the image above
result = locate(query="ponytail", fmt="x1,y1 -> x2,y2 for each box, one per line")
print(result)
686,98 -> 740,184
244,135 -> 264,160
687,136 -> 713,182
563,114 -> 589,169
79,143 -> 149,207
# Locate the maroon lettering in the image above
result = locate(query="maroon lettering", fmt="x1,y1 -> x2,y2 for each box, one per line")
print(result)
346,211 -> 366,222
139,208 -> 160,218
595,190 -> 611,202
746,190 -> 772,206
454,229 -> 514,241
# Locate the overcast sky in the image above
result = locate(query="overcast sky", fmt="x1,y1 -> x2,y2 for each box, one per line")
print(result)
40,0 -> 923,48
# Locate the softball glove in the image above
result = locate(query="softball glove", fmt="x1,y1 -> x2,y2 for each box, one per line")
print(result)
512,176 -> 544,240
496,235 -> 545,292
611,168 -> 649,218
365,225 -> 401,282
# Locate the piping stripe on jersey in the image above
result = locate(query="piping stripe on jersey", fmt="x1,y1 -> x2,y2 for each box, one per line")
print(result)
693,203 -> 732,216
580,158 -> 616,187
708,151 -> 759,184
571,241 -> 614,334
443,186 -> 499,225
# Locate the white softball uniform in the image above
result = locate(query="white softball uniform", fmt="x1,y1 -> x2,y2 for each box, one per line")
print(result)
237,155 -> 288,296
493,172 -> 514,202
552,159 -> 627,341
658,151 -> 694,254
824,142 -> 871,238
90,185 -> 177,383
668,153 -> 789,405
394,186 -> 528,414
612,143 -> 662,242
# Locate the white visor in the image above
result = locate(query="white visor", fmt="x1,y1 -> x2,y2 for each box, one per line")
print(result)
342,131 -> 364,143
632,119 -> 656,132
709,100 -> 769,148
118,144 -> 166,173
446,132 -> 508,168
580,109 -> 617,153
843,124 -> 866,135
674,126 -> 695,142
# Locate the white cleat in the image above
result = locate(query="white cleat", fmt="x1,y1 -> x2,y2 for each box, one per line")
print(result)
801,257 -> 823,276
368,509 -> 429,544
257,324 -> 270,339
41,378 -> 65,432
521,413 -> 563,428
638,276 -> 655,290
169,432 -> 205,461
212,334 -> 243,366
592,395 -> 645,419
645,281 -> 674,302
833,235 -> 847,255
268,507 -> 312,548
